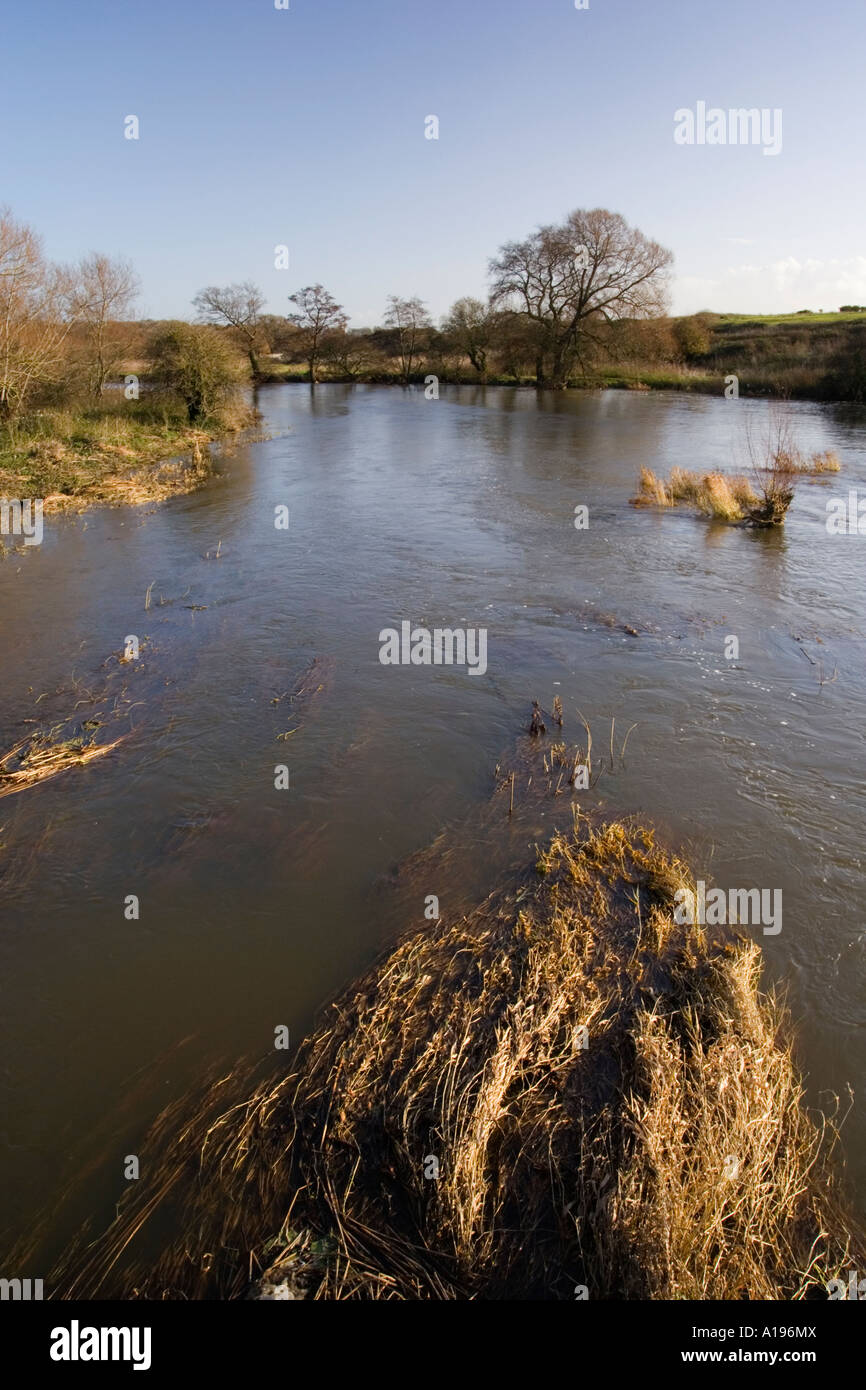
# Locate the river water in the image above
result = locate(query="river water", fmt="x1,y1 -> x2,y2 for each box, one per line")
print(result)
1,383 -> 864,1266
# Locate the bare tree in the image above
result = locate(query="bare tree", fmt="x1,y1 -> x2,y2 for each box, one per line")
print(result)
193,281 -> 266,378
441,296 -> 492,378
384,295 -> 431,384
0,206 -> 77,421
71,253 -> 140,397
287,284 -> 347,383
257,313 -> 301,357
322,327 -> 379,379
489,209 -> 673,389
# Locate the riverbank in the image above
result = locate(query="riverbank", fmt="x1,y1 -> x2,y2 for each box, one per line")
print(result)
0,398 -> 255,512
256,361 -> 853,399
257,361 -> 727,392
258,310 -> 866,401
46,737 -> 863,1300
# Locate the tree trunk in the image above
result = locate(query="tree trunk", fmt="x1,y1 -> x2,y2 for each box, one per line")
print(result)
550,344 -> 572,390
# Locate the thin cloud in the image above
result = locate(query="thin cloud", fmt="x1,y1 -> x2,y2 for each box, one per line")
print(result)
676,256 -> 866,313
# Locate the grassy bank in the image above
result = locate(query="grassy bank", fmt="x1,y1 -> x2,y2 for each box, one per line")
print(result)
682,311 -> 866,399
257,360 -> 725,391
0,396 -> 253,511
46,744 -> 862,1300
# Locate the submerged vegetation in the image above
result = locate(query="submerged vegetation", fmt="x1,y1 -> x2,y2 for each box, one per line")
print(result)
45,736 -> 862,1300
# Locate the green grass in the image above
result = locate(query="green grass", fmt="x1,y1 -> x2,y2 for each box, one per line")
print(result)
581,367 -> 721,392
713,311 -> 866,326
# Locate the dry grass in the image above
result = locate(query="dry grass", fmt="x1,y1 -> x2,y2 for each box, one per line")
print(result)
632,467 -> 758,521
46,809 -> 863,1301
633,415 -> 840,527
633,465 -> 671,507
797,449 -> 841,474
0,730 -> 125,799
700,472 -> 750,521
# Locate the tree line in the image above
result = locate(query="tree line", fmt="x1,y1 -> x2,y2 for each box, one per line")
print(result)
1,204 -> 684,426
195,208 -> 675,390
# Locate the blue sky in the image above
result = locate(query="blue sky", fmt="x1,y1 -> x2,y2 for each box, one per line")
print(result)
2,0 -> 863,324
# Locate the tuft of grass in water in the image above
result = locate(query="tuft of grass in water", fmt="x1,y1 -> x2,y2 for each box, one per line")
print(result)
794,448 -> 841,474
667,466 -> 703,505
0,730 -> 125,799
699,472 -> 749,520
632,465 -> 671,507
45,807 -> 864,1301
633,467 -> 757,520
632,415 -> 839,527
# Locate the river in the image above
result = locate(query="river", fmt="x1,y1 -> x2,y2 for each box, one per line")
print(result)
1,382 -> 864,1267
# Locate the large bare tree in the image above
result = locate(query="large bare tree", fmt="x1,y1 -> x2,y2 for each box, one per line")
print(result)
72,253 -> 140,396
489,209 -> 673,388
193,281 -> 266,378
0,207 -> 76,420
384,295 -> 431,383
287,284 -> 347,383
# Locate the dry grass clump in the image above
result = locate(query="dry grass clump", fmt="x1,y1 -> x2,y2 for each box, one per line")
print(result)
633,416 -> 840,527
799,448 -> 841,474
767,447 -> 841,476
633,465 -> 671,506
699,471 -> 751,521
668,465 -> 703,505
49,814 -> 862,1301
0,730 -> 125,799
632,467 -> 758,521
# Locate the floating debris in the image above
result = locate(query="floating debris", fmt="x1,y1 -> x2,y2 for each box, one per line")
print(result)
0,731 -> 125,800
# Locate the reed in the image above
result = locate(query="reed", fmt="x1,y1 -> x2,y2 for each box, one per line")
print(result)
45,806 -> 863,1301
0,731 -> 125,799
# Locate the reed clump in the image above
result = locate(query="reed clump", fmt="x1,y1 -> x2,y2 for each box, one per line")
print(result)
49,814 -> 862,1301
634,464 -> 671,507
632,467 -> 758,521
796,448 -> 841,474
0,730 -> 125,799
632,412 -> 841,527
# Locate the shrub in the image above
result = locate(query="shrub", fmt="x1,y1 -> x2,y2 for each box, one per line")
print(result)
146,321 -> 249,425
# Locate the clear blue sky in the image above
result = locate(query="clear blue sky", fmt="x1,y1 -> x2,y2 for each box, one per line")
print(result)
2,0 -> 863,324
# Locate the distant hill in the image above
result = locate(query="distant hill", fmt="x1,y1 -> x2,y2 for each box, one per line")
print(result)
670,311 -> 866,399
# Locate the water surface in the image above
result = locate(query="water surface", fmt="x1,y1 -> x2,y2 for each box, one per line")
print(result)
1,383 -> 864,1263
